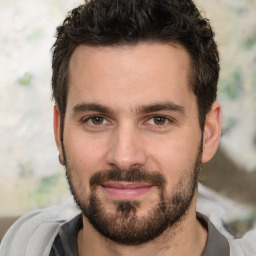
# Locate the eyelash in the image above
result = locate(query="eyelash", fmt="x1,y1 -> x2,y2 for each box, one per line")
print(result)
149,115 -> 168,124
81,114 -> 174,128
82,115 -> 110,126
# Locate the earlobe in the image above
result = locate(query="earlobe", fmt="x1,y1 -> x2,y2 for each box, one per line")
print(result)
201,102 -> 222,163
53,105 -> 64,165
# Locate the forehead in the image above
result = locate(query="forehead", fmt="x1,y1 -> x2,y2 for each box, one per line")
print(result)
67,43 -> 195,112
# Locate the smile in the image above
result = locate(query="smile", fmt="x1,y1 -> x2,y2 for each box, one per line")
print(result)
101,182 -> 154,200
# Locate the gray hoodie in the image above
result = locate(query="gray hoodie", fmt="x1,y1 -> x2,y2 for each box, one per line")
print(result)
1,186 -> 255,256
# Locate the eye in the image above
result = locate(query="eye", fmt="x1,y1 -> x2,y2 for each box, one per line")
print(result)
148,116 -> 168,125
86,115 -> 107,125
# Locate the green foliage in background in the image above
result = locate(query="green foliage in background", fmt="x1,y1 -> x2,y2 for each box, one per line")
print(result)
18,72 -> 32,86
17,171 -> 69,211
219,70 -> 242,100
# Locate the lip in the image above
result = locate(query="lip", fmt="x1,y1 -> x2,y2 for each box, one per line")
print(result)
101,182 -> 154,200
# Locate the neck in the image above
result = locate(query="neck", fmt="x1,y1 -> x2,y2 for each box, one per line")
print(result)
77,197 -> 207,256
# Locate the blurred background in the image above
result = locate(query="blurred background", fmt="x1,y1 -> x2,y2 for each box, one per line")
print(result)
0,0 -> 255,240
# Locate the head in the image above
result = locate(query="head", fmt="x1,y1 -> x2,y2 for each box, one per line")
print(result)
52,0 -> 221,246
52,0 -> 219,132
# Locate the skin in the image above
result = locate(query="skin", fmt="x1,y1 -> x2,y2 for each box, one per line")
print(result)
54,42 -> 221,256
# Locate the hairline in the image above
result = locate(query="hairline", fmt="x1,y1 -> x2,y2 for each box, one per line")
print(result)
65,40 -> 197,104
58,40 -> 203,133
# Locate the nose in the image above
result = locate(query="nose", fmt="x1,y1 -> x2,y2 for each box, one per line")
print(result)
106,124 -> 148,170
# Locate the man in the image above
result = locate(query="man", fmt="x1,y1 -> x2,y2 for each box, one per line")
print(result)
1,0 -> 255,255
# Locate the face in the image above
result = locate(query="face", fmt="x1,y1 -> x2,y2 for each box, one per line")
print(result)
54,43 -> 215,245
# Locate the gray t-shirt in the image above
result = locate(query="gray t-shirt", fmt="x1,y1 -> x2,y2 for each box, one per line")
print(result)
49,212 -> 230,256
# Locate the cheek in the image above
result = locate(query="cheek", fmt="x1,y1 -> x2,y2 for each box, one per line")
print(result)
147,133 -> 200,182
63,128 -> 109,178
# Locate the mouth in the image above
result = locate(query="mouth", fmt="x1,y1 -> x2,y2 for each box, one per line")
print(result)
101,182 -> 154,200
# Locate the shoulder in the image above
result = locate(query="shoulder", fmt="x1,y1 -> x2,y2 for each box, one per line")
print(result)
197,184 -> 256,256
229,231 -> 256,256
0,201 -> 79,256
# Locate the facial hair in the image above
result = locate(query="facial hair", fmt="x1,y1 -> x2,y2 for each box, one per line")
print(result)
63,144 -> 202,246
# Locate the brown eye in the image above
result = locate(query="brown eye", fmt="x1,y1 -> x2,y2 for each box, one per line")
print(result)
90,116 -> 105,125
153,116 -> 167,125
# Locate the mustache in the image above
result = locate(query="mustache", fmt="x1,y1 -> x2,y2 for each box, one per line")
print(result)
90,168 -> 166,190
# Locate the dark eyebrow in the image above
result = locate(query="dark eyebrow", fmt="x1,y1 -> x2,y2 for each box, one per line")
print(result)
72,102 -> 185,116
137,102 -> 185,114
73,103 -> 113,115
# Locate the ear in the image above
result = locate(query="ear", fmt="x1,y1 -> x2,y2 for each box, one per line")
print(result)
201,102 -> 222,163
53,105 -> 64,165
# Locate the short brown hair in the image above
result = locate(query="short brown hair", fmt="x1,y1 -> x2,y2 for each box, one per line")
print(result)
52,0 -> 219,130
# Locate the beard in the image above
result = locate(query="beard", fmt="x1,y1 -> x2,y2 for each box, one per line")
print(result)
63,144 -> 202,246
